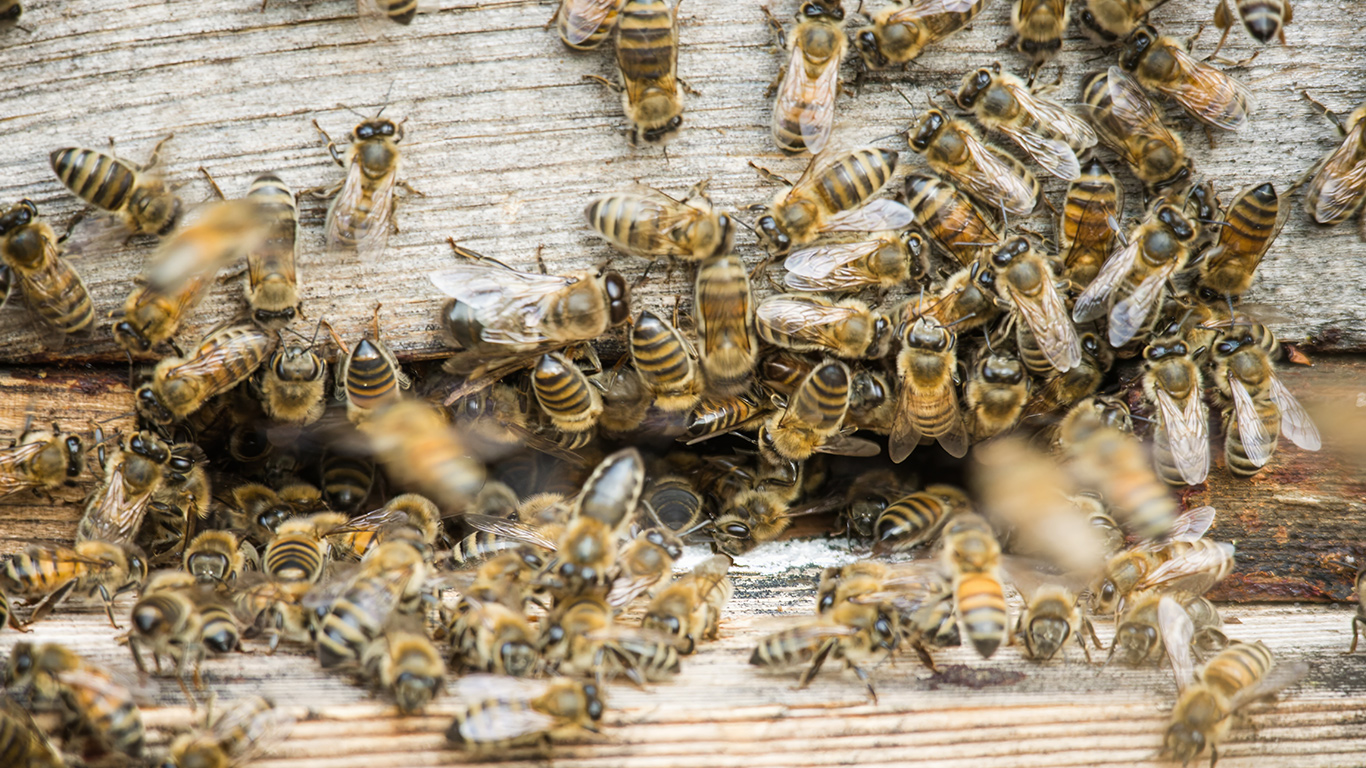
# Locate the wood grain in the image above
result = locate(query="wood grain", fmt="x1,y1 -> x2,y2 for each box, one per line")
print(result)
0,0 -> 1363,364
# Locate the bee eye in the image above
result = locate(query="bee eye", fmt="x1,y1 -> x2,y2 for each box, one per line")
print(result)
1101,583 -> 1115,602
723,523 -> 750,538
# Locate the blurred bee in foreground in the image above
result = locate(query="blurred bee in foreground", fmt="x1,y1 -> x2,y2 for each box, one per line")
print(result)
765,0 -> 847,156
50,136 -> 180,238
165,694 -> 294,768
366,401 -> 488,523
954,63 -> 1097,180
1349,567 -> 1366,653
445,675 -> 604,754
0,200 -> 94,339
753,146 -> 912,256
586,181 -> 733,262
853,0 -> 988,70
1300,94 -> 1366,229
1118,24 -> 1254,132
552,0 -> 625,49
5,642 -> 146,759
0,697 -> 63,768
313,114 -> 409,260
1211,0 -> 1291,60
0,421 -> 84,499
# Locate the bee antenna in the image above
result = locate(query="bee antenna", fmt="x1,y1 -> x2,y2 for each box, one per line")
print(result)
942,313 -> 978,329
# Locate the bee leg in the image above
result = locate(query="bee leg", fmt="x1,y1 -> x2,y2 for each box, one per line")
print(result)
198,167 -> 226,200
997,33 -> 1016,52
1202,124 -> 1217,151
796,638 -> 837,690
911,639 -> 938,672
849,662 -> 878,705
543,0 -> 560,31
760,5 -> 785,48
1347,616 -> 1365,654
1208,50 -> 1259,67
397,179 -> 426,198
581,74 -> 623,94
679,78 -> 701,97
96,584 -> 121,629
1083,615 -> 1104,653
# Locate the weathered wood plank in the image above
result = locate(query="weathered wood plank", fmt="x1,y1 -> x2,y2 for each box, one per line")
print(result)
0,0 -> 1363,364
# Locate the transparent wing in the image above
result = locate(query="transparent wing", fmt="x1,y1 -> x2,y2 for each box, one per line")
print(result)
329,161 -> 397,261
456,703 -> 561,742
1226,660 -> 1310,711
756,297 -> 862,352
772,31 -> 842,155
428,264 -> 584,346
1000,125 -> 1082,180
1155,388 -> 1210,485
0,441 -> 52,497
211,696 -> 295,762
888,0 -> 981,21
452,674 -> 554,702
784,240 -> 889,291
160,327 -> 270,387
888,386 -> 923,464
936,412 -> 970,459
561,0 -> 622,45
1140,541 -> 1235,595
1107,260 -> 1177,347
1268,375 -> 1321,451
80,466 -> 155,545
813,432 -> 882,457
958,136 -> 1037,215
1305,120 -> 1366,224
821,199 -> 914,233
1159,595 -> 1195,691
1228,374 -> 1276,468
1166,505 -> 1216,543
1008,279 -> 1082,371
1008,82 -> 1097,150
1072,236 -> 1140,323
1163,46 -> 1254,131
463,514 -> 560,552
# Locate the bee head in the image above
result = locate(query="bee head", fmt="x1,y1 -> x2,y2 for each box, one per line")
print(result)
1120,24 -> 1157,70
910,109 -> 946,152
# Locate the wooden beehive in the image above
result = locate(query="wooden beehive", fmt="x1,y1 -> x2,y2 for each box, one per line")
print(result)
0,0 -> 1364,764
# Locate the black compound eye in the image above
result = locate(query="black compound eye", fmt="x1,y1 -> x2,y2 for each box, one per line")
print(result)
1101,583 -> 1116,602
723,523 -> 750,538
356,124 -> 375,139
546,626 -> 565,644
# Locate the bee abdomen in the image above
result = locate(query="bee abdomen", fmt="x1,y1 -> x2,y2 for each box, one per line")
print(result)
1237,1 -> 1284,42
955,572 -> 1007,658
1223,408 -> 1279,477
533,353 -> 601,432
874,492 -> 947,552
345,339 -> 402,412
321,452 -> 375,512
263,536 -> 325,583
617,0 -> 674,81
632,311 -> 691,387
817,149 -> 897,212
50,148 -> 137,212
1151,423 -> 1188,486
379,0 -> 417,24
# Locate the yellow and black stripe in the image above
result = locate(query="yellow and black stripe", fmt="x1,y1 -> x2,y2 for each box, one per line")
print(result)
955,571 -> 1007,659
320,451 -> 375,512
1200,182 -> 1279,298
814,149 -> 897,214
343,338 -> 404,418
50,148 -> 139,214
617,0 -> 674,85
533,352 -> 601,435
902,174 -> 996,267
874,491 -> 952,554
378,0 -> 417,25
263,533 -> 326,584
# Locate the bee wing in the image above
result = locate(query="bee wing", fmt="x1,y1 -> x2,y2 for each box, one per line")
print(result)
1268,374 -> 1321,451
774,32 -> 841,155
1162,47 -> 1254,131
760,623 -> 861,647
56,667 -> 151,706
1072,235 -> 1136,321
561,0 -> 623,45
1007,279 -> 1081,371
327,505 -> 409,535
1085,68 -> 1182,167
159,327 -> 270,385
456,701 -> 562,741
1165,505 -> 1216,543
937,412 -> 969,458
1140,541 -> 1235,595
783,241 -> 886,292
1008,82 -> 1098,150
1158,595 -> 1196,692
757,297 -> 862,352
428,265 -> 584,345
690,554 -> 734,586
1305,120 -> 1366,224
1154,387 -> 1210,484
82,465 -> 155,545
334,162 -> 397,261
356,0 -> 403,38
999,126 -> 1082,180
147,200 -> 266,290
1107,259 -> 1178,347
463,514 -> 560,552
814,432 -> 882,458
959,136 -> 1038,215
888,388 -> 923,464
1228,374 -> 1276,468
211,697 -> 295,762
1226,661 -> 1311,711
0,440 -> 53,497
821,199 -> 914,233
888,0 -> 981,20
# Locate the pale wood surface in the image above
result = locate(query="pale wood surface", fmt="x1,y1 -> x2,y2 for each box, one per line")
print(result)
2,556 -> 1363,768
0,0 -> 1363,364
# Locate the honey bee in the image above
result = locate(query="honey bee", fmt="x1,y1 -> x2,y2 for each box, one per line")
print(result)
313,116 -> 406,259
358,0 -> 418,29
319,450 -> 376,512
553,0 -> 625,49
1142,336 -> 1210,486
166,694 -> 294,768
0,697 -> 63,768
846,367 -> 897,434
694,254 -> 758,396
683,391 -> 768,442
49,136 -> 180,237
1007,0 -> 1068,67
1077,0 -> 1170,44
909,108 -> 1041,217
78,430 -> 172,546
756,295 -> 893,360
1023,333 -> 1112,420
0,0 -> 23,28
446,675 -> 604,753
1109,592 -> 1227,666
539,448 -> 644,598
898,260 -> 1002,335
628,310 -> 703,416
1119,25 -> 1254,132
1016,583 -> 1095,662
136,322 -> 272,425
900,174 -> 999,267
852,0 -> 988,70
837,561 -> 959,661
1092,528 -> 1233,616
607,528 -> 683,609
586,181 -> 733,262
1161,610 -> 1308,766
609,0 -> 683,145
126,571 -> 240,686
255,340 -> 328,426
312,538 -> 428,669
835,468 -> 908,539
366,402 -> 488,521
782,231 -> 928,293
1196,183 -> 1283,301
0,201 -> 94,338
1059,155 -> 1122,290
955,64 -> 1098,180
642,554 -> 733,654
0,422 -> 84,498
263,512 -> 346,584
1212,0 -> 1291,57
1073,200 -> 1197,347
432,245 -> 630,368
1349,567 -> 1365,653
183,530 -> 255,584
965,351 -> 1029,441
1079,67 -> 1191,195
539,594 -> 681,685
241,173 -> 301,329
362,621 -> 446,714
532,352 -> 603,446
761,359 -> 879,462
328,493 -> 443,561
872,484 -> 971,555
233,574 -> 312,654
447,596 -> 539,676
645,472 -> 706,534
0,541 -> 147,627
767,0 -> 847,155
708,460 -> 815,556
1301,96 -> 1366,227
754,146 -> 912,255
940,512 -> 1007,658
329,319 -> 409,425
890,316 -> 968,462
750,599 -> 900,701
4,642 -> 146,758
1209,329 -> 1321,475
991,237 -> 1082,372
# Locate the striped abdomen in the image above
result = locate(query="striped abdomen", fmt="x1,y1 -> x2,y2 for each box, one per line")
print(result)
616,0 -> 675,84
814,149 -> 897,214
557,0 -> 622,50
772,20 -> 844,154
533,353 -> 602,435
614,639 -> 680,680
316,578 -> 393,668
1061,157 -> 1119,288
63,675 -> 145,757
586,194 -> 663,257
263,534 -> 325,583
1015,325 -> 1053,378
686,393 -> 762,438
695,255 -> 756,395
1201,182 -> 1279,297
954,571 -> 1007,658
1223,400 -> 1280,477
904,350 -> 960,437
873,491 -> 950,553
450,531 -> 521,568
648,477 -> 703,533
787,361 -> 850,434
1106,454 -> 1180,539
631,310 -> 699,409
198,603 -> 240,654
1200,640 -> 1274,698
343,338 -> 404,420
903,174 -> 995,266
378,0 -> 417,24
749,629 -> 821,668
1236,0 -> 1287,42
50,148 -> 139,213
178,325 -> 271,398
320,452 -> 375,512
1,547 -> 85,596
